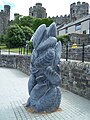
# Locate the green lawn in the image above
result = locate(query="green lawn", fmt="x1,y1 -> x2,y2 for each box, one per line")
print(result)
0,45 -> 7,49
0,45 -> 31,54
0,45 -> 19,52
10,48 -> 20,53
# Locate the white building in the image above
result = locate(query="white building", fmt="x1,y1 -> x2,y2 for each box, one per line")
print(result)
57,15 -> 90,36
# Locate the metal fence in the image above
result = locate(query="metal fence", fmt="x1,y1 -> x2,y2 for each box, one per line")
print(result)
62,43 -> 90,62
0,46 -> 32,55
0,43 -> 90,62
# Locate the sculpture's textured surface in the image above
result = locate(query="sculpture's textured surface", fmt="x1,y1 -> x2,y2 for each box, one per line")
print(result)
26,22 -> 62,113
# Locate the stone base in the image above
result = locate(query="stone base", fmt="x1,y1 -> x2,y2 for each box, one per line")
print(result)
24,105 -> 62,114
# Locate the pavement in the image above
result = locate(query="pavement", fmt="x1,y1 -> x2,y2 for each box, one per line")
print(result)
0,67 -> 90,120
0,49 -> 20,55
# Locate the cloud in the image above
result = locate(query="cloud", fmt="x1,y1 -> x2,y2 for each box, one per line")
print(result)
0,0 -> 30,20
0,0 -> 4,10
0,0 -> 15,6
0,0 -> 15,20
0,0 -> 4,5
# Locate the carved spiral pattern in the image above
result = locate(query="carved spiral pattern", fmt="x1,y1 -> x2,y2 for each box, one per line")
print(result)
26,22 -> 62,113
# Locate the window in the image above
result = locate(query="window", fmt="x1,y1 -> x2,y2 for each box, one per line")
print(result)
83,30 -> 86,34
65,28 -> 68,33
32,13 -> 33,16
75,23 -> 81,31
73,10 -> 75,13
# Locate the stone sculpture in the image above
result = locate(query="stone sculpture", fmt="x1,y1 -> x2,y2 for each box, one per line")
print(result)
26,22 -> 62,113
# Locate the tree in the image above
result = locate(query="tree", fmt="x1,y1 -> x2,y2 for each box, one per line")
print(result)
57,35 -> 64,43
14,13 -> 22,25
32,18 -> 53,31
41,18 -> 53,27
5,24 -> 25,48
13,15 -> 53,32
19,16 -> 34,29
21,26 -> 34,41
0,34 -> 5,44
32,18 -> 42,31
57,34 -> 70,45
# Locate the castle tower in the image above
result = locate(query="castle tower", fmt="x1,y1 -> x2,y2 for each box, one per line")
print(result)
29,3 -> 47,18
70,1 -> 89,21
0,5 -> 10,34
14,13 -> 20,20
4,5 -> 10,21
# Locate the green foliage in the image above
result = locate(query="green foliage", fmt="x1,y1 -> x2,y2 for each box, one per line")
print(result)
5,24 -> 25,48
32,18 -> 53,31
28,40 -> 33,52
63,34 -> 70,39
32,18 -> 42,31
41,18 -> 53,27
19,16 -> 34,28
57,34 -> 70,45
5,16 -> 53,48
21,26 -> 34,41
0,34 -> 6,44
57,36 -> 64,43
14,14 -> 22,25
13,15 -> 53,32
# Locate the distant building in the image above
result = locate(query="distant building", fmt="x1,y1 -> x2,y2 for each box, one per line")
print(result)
70,1 -> 89,21
29,3 -> 47,18
58,15 -> 90,35
14,13 -> 20,20
0,5 -> 10,34
52,15 -> 70,26
57,15 -> 90,45
52,1 -> 89,26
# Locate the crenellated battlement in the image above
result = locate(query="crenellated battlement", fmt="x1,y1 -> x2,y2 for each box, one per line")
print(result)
29,3 -> 47,18
70,1 -> 89,21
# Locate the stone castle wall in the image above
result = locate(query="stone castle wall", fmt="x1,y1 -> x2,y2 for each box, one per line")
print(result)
0,5 -> 10,34
29,1 -> 89,25
52,1 -> 89,25
29,3 -> 47,18
52,15 -> 70,25
0,54 -> 90,100
70,2 -> 89,21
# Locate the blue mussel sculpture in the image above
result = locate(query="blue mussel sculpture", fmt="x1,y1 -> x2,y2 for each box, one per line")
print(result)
26,22 -> 62,113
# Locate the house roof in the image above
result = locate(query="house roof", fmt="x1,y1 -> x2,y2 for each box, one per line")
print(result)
58,15 -> 90,31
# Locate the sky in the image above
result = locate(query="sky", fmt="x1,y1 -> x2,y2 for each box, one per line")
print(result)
0,0 -> 90,20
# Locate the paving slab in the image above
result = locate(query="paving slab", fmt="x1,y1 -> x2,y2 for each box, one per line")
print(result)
0,67 -> 90,120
